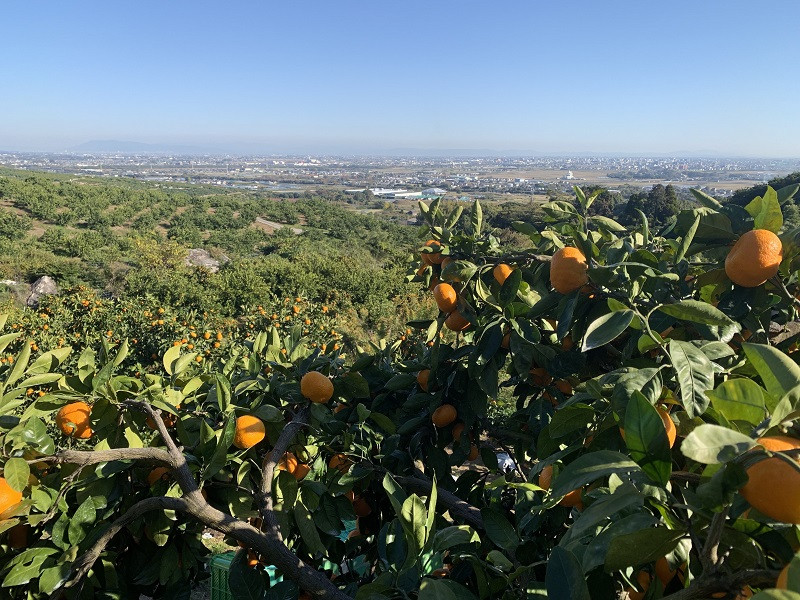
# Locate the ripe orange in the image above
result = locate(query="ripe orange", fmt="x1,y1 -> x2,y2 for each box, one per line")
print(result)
493,263 -> 513,285
433,283 -> 458,313
417,369 -> 430,392
329,454 -> 352,473
278,451 -> 299,473
725,229 -> 783,287
432,405 -> 457,428
626,571 -> 652,600
501,332 -> 510,349
422,239 -> 443,264
147,467 -> 170,486
300,371 -> 334,403
468,444 -> 480,461
538,464 -> 583,509
0,477 -> 22,515
740,436 -> 800,523
550,247 -> 589,294
444,311 -> 470,332
233,415 -> 266,450
431,568 -> 450,578
56,402 -> 93,439
529,367 -> 553,387
452,422 -> 465,442
293,463 -> 311,481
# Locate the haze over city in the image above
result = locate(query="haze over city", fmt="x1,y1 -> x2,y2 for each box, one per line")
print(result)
2,0 -> 800,157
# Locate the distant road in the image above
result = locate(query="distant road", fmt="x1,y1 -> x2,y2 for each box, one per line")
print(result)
255,217 -> 303,234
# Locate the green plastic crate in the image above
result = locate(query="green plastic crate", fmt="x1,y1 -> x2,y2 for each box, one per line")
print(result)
210,551 -> 237,600
210,550 -> 282,600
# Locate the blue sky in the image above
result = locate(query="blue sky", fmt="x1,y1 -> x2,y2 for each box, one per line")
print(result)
2,1 -> 799,156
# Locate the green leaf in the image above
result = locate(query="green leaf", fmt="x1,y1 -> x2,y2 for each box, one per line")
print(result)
581,310 -> 635,352
604,527 -> 685,571
623,392 -> 672,486
294,501 -> 327,556
498,269 -> 522,308
68,496 -> 97,545
675,214 -> 700,263
419,579 -> 477,600
590,215 -> 627,232
162,345 -> 181,376
549,405 -> 595,438
203,414 -> 236,480
745,186 -> 783,232
659,300 -> 736,328
213,374 -> 232,413
562,484 -> 644,543
5,342 -> 31,389
546,547 -> 590,600
4,457 -> 30,492
681,424 -> 755,464
481,507 -> 519,551
433,525 -> 480,551
228,549 -> 267,600
470,200 -> 483,237
750,591 -> 800,600
551,451 -> 640,498
669,340 -> 714,418
690,188 -> 723,210
708,379 -> 767,425
743,343 -> 800,400
400,494 -> 428,550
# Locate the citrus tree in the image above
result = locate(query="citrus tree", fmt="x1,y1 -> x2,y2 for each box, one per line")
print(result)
3,185 -> 800,599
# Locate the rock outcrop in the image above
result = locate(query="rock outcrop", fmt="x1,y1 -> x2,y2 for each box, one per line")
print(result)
184,249 -> 229,273
26,276 -> 58,307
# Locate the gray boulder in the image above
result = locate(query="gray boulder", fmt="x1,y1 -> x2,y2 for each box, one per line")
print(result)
184,249 -> 228,273
27,276 -> 58,307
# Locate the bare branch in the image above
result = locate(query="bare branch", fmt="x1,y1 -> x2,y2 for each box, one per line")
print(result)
122,399 -> 181,456
670,471 -> 702,483
33,447 -> 174,468
259,407 -> 309,532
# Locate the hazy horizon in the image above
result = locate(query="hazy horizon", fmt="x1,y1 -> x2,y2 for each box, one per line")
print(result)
3,1 -> 800,157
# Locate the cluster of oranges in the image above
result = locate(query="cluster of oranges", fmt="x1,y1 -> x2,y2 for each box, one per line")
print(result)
420,369 -> 479,462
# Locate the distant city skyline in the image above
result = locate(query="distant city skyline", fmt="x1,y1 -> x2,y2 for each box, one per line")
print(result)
2,1 -> 800,157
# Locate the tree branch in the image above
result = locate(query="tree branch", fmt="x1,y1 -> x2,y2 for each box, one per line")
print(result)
659,568 -> 779,600
259,407 -> 309,532
33,447 -> 174,468
701,507 -> 728,571
395,475 -> 484,531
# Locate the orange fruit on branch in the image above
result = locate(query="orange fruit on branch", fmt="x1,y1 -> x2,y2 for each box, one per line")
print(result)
468,444 -> 480,461
432,283 -> 457,313
301,371 -> 334,403
0,477 -> 22,515
444,311 -> 470,332
233,415 -> 266,450
538,464 -> 583,509
452,422 -> 465,442
739,436 -> 800,523
56,401 -> 93,439
550,246 -> 589,294
725,229 -> 782,287
422,239 -> 444,264
329,453 -> 352,473
147,467 -> 170,486
432,405 -> 457,428
417,369 -> 430,392
493,263 -> 513,285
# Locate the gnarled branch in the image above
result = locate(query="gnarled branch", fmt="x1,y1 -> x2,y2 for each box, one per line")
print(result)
259,407 -> 310,532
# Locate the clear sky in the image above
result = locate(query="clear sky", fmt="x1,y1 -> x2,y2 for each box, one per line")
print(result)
2,1 -> 799,156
